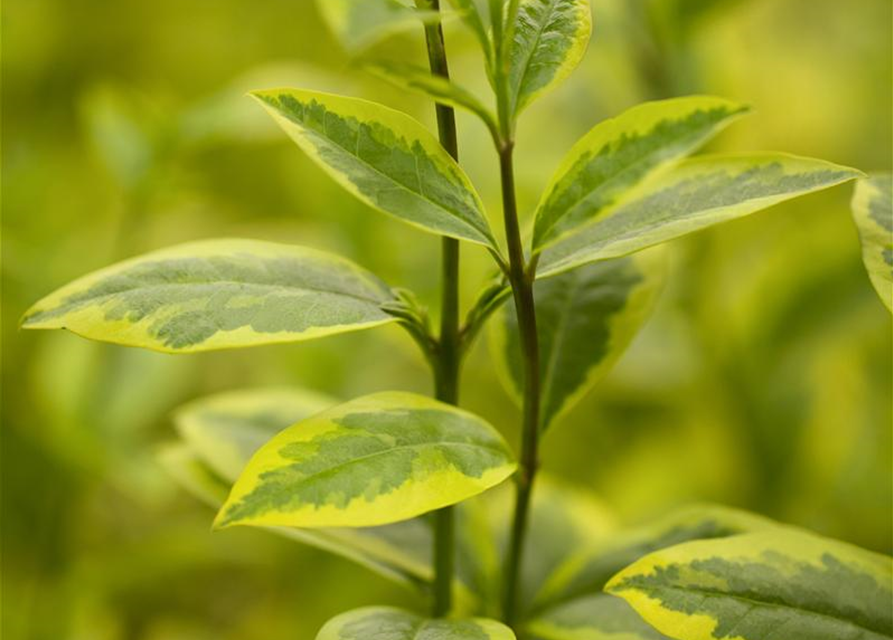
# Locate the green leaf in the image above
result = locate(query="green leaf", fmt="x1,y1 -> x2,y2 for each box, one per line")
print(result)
537,153 -> 863,278
491,249 -> 666,432
526,593 -> 674,640
368,62 -> 499,136
507,0 -> 592,116
21,239 -> 396,353
253,89 -> 498,248
215,391 -> 516,529
158,443 -> 231,506
534,505 -> 777,611
316,0 -> 439,53
173,387 -> 335,480
532,96 -> 750,251
851,173 -> 892,312
481,477 -> 617,617
606,529 -> 893,640
446,0 -> 493,63
316,607 -> 516,640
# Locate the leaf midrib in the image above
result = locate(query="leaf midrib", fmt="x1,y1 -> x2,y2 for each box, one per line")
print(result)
45,278 -> 388,316
640,583 -> 890,638
512,0 -> 565,111
267,440 -> 508,497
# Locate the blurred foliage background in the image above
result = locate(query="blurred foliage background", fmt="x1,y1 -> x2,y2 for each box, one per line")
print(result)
2,0 -> 891,638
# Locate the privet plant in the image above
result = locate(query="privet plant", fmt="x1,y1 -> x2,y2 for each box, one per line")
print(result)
22,0 -> 893,638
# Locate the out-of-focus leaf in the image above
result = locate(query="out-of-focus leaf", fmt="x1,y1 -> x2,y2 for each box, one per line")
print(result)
851,173 -> 892,312
481,478 -> 617,617
491,249 -> 666,432
22,239 -> 397,353
173,387 -> 335,480
535,505 -> 777,610
316,607 -> 516,640
447,0 -> 493,62
253,89 -> 498,248
538,154 -> 862,278
507,0 -> 592,115
532,96 -> 749,251
527,593 -> 673,640
607,529 -> 893,640
316,0 -> 439,53
215,391 -> 516,529
368,62 -> 498,135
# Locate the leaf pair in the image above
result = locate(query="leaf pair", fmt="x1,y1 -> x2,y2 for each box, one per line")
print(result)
530,96 -> 862,277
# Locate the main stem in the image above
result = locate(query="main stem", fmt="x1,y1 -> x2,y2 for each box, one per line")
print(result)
420,0 -> 460,618
498,142 -> 541,627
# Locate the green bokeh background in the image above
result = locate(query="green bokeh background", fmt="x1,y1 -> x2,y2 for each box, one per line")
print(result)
2,0 -> 891,637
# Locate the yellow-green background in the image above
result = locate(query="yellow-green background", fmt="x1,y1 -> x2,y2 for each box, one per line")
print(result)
2,0 -> 890,637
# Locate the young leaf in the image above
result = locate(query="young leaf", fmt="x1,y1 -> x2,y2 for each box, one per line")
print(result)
491,249 -> 666,432
316,0 -> 439,54
367,62 -> 499,137
606,529 -> 893,640
538,153 -> 863,278
446,0 -> 493,63
506,0 -> 593,116
215,391 -> 516,529
851,173 -> 892,312
21,239 -> 397,353
532,96 -> 750,251
174,387 -> 336,480
316,607 -> 516,640
534,505 -> 777,611
253,89 -> 498,249
526,593 -> 673,640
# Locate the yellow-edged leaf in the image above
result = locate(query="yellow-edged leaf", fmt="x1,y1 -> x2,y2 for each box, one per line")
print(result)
851,172 -> 892,311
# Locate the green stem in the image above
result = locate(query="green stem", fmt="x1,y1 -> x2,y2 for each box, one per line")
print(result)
497,141 -> 541,627
419,0 -> 460,618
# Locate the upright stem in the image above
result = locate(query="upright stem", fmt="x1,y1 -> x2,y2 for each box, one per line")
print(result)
419,0 -> 460,618
497,142 -> 541,627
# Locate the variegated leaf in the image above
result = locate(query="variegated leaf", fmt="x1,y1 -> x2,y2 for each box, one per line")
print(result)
532,96 -> 750,251
538,154 -> 862,278
851,173 -> 892,312
164,389 -> 435,589
22,239 -> 396,353
253,89 -> 498,248
534,505 -> 777,611
491,250 -> 666,432
606,529 -> 893,640
507,0 -> 592,115
316,607 -> 516,640
215,391 -> 516,529
527,593 -> 673,640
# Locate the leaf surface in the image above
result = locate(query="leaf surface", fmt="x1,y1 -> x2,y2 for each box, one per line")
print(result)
535,505 -> 777,611
368,62 -> 498,134
538,154 -> 862,277
527,593 -> 673,640
491,250 -> 666,432
22,239 -> 396,353
215,391 -> 516,528
507,0 -> 592,115
316,0 -> 439,53
532,96 -> 750,251
316,607 -> 516,640
851,173 -> 892,311
606,529 -> 893,640
254,89 -> 497,248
